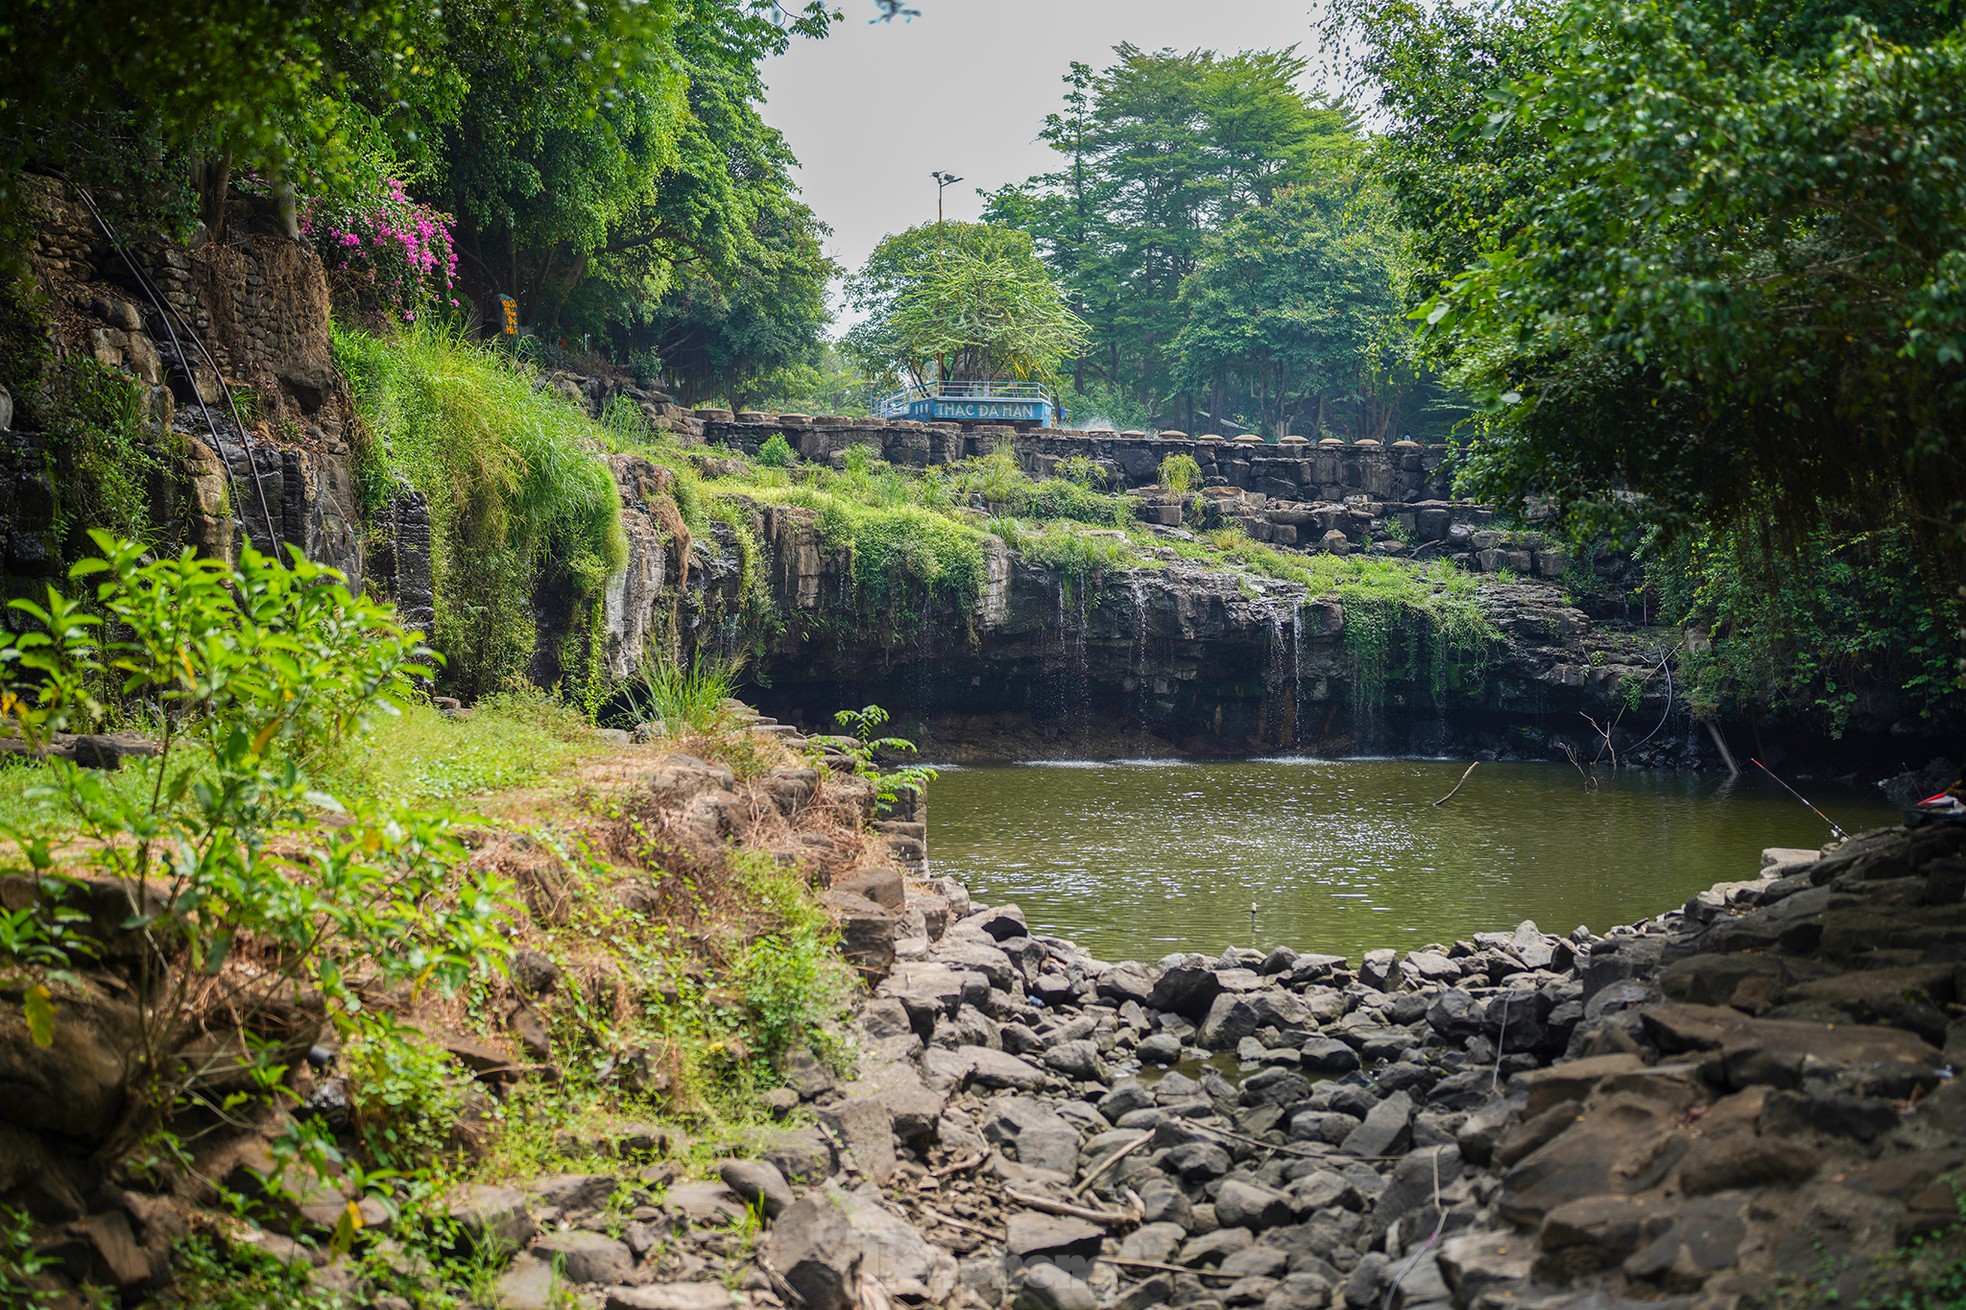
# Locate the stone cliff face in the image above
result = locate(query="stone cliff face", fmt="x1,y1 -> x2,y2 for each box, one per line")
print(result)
0,176 -> 429,610
6,187 -> 1929,769
594,495 -> 1685,764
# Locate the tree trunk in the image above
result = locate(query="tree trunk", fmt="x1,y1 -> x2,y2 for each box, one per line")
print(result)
192,149 -> 233,244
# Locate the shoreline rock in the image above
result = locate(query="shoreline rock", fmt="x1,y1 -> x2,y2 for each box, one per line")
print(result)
763,815 -> 1966,1310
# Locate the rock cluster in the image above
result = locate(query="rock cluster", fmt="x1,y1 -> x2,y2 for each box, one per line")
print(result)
640,818 -> 1966,1310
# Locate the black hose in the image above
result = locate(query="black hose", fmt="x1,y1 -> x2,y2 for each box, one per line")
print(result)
69,183 -> 278,549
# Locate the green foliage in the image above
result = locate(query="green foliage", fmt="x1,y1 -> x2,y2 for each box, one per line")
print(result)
984,46 -> 1362,426
36,357 -> 179,553
827,705 -> 938,816
335,324 -> 627,699
740,340 -> 881,418
723,851 -> 855,1067
0,534 -> 516,1163
840,504 -> 990,611
755,433 -> 797,467
434,0 -> 833,348
1052,455 -> 1107,488
341,1012 -> 469,1171
1173,176 -> 1401,438
619,654 -> 740,734
950,449 -> 1130,527
1649,523 -> 1965,735
326,690 -> 601,807
845,224 -> 1087,389
1351,0 -> 1966,579
0,1205 -> 59,1307
1158,453 -> 1204,494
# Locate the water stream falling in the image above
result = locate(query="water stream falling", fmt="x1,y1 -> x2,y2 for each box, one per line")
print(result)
1127,574 -> 1152,742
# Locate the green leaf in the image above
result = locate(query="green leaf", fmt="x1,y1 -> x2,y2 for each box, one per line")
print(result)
24,984 -> 55,1049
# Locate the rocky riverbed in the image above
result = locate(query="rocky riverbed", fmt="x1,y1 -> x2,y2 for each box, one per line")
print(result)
432,803 -> 1966,1310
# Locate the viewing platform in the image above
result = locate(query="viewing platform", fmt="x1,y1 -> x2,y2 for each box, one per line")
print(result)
874,379 -> 1060,427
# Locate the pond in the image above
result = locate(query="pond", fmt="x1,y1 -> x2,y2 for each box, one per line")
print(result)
924,757 -> 1897,964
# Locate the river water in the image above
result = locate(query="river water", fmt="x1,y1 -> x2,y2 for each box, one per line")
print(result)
925,758 -> 1897,964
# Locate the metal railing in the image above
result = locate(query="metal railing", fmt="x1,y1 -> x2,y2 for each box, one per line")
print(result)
875,378 -> 1057,418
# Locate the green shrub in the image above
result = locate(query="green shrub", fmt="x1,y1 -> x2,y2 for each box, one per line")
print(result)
341,1012 -> 468,1171
1054,454 -> 1107,488
0,534 -> 515,1166
618,654 -> 740,734
828,704 -> 937,814
756,433 -> 797,467
1158,452 -> 1203,494
0,1205 -> 59,1308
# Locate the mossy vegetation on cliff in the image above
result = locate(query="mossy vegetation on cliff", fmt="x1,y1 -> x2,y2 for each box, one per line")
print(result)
334,325 -> 629,699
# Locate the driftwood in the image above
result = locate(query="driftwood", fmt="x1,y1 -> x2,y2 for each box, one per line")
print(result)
919,1204 -> 997,1240
1073,1131 -> 1152,1197
1102,1256 -> 1242,1282
1430,761 -> 1479,807
932,1151 -> 986,1178
1003,1187 -> 1141,1226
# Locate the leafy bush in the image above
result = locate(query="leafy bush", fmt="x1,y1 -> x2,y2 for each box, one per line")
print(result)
341,1012 -> 467,1171
0,534 -> 515,1162
334,324 -> 628,699
828,704 -> 937,814
0,1205 -> 58,1308
618,654 -> 739,734
1648,522 -> 1965,735
755,432 -> 797,467
1158,452 -> 1203,494
1053,454 -> 1108,488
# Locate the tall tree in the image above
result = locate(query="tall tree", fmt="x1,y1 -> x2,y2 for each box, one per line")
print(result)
1343,0 -> 1966,584
843,223 -> 1087,390
629,198 -> 836,407
984,45 -> 1355,425
1172,177 -> 1398,438
0,0 -> 668,235
435,0 -> 832,338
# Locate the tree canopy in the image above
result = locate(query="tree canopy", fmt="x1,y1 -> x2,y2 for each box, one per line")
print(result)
1342,0 -> 1966,583
983,45 -> 1364,429
844,223 -> 1088,390
1173,177 -> 1401,439
1,0 -> 841,372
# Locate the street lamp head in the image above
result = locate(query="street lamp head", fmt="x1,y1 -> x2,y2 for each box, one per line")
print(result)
932,170 -> 963,187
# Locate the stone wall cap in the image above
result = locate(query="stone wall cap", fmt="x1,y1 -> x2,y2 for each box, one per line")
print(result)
1119,429 -> 1150,439
1196,433 -> 1225,442
734,410 -> 772,423
1318,437 -> 1345,446
1391,439 -> 1422,449
1233,434 -> 1265,444
776,413 -> 812,424
1157,429 -> 1188,439
1354,439 -> 1382,448
692,408 -> 734,421
1278,435 -> 1311,446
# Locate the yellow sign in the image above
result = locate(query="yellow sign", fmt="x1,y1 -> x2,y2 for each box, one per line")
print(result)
498,296 -> 519,336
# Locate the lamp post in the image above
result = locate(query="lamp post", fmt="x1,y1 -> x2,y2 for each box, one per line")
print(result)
931,170 -> 962,386
931,169 -> 963,259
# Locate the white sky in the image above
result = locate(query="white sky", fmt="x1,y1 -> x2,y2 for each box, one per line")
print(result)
760,0 -> 1337,327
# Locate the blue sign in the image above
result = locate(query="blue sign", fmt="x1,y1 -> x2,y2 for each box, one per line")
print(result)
904,398 -> 1055,425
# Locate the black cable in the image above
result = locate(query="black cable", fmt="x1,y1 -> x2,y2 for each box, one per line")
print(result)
1626,648 -> 1676,752
69,183 -> 278,548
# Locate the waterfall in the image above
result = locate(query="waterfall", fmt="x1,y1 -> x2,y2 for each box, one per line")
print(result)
1068,581 -> 1091,749
1128,574 -> 1151,741
912,588 -> 935,747
1263,598 -> 1291,748
1290,602 -> 1304,747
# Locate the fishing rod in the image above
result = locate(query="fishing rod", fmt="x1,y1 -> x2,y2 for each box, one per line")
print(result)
1751,758 -> 1848,841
